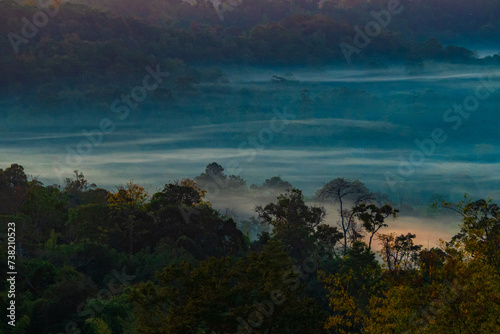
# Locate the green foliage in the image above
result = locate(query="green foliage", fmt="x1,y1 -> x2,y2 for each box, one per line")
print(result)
43,230 -> 61,251
256,188 -> 327,261
445,197 -> 500,273
130,240 -> 326,333
0,164 -> 28,213
1,0 -> 493,105
148,181 -> 247,259
20,182 -> 69,246
365,251 -> 500,334
126,240 -> 197,282
1,163 -> 499,334
12,315 -> 30,334
19,259 -> 57,293
353,203 -> 398,250
321,242 -> 384,333
66,203 -> 112,244
83,294 -> 134,334
84,318 -> 113,334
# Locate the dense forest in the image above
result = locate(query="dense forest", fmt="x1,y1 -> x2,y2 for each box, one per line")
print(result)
0,162 -> 499,333
2,0 -> 500,332
2,0 -> 500,99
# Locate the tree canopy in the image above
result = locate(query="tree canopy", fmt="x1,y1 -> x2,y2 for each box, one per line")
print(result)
0,163 -> 498,333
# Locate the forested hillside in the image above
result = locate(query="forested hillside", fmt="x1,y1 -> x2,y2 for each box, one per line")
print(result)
2,0 -> 500,332
1,163 -> 499,333
2,0 -> 499,99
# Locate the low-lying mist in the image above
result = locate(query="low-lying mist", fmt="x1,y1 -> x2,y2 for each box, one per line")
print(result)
1,64 -> 499,224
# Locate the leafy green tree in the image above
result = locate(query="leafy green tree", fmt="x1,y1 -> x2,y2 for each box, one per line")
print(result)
130,241 -> 326,333
19,182 -> 68,249
314,224 -> 344,257
443,197 -> 500,274
256,188 -> 326,262
353,203 -> 398,250
126,239 -> 196,282
0,163 -> 29,214
62,170 -> 109,207
29,266 -> 98,333
18,259 -> 57,295
84,317 -> 113,334
149,179 -> 207,210
148,181 -> 246,259
82,294 -> 134,334
66,203 -> 111,244
365,241 -> 500,334
321,242 -> 384,334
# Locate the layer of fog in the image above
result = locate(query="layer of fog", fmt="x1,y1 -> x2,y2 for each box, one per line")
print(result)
202,189 -> 461,249
1,63 -> 499,209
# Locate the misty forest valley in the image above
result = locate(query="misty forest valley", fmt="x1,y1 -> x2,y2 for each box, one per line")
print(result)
1,0 -> 500,333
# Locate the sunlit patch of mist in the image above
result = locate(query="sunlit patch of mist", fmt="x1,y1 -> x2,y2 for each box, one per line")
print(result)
204,188 -> 463,252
